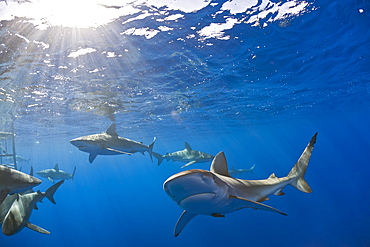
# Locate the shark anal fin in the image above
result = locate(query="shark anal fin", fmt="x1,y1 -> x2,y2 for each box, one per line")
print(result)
211,213 -> 225,218
181,160 -> 197,168
89,153 -> 98,163
105,147 -> 133,155
274,189 -> 285,196
229,195 -> 287,216
26,222 -> 50,234
174,210 -> 197,237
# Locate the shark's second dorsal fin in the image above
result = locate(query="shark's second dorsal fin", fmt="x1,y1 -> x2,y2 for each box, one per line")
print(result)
210,151 -> 231,177
54,164 -> 59,172
185,142 -> 192,151
268,173 -> 276,179
106,123 -> 118,136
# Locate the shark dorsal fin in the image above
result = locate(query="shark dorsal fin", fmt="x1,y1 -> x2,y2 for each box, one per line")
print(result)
268,173 -> 276,179
210,151 -> 231,177
106,123 -> 118,136
54,164 -> 59,172
184,142 -> 192,151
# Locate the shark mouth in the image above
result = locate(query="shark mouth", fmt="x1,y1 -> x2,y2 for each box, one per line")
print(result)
178,192 -> 217,208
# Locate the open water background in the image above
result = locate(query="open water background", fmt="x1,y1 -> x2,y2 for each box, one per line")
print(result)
0,0 -> 369,246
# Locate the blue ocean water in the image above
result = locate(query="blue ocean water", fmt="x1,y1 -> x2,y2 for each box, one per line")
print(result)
0,0 -> 369,246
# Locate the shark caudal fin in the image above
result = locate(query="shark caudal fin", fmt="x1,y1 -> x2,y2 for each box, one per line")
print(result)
288,133 -> 317,193
148,137 -> 156,162
152,152 -> 164,166
45,180 -> 64,204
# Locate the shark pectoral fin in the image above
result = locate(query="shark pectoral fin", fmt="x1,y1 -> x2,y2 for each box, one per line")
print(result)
174,210 -> 197,237
105,147 -> 133,155
181,160 -> 197,168
26,222 -> 50,234
89,153 -> 98,163
229,195 -> 287,216
48,177 -> 54,183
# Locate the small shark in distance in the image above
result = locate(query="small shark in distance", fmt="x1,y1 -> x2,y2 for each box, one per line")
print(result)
2,155 -> 30,165
36,164 -> 76,183
153,142 -> 214,168
163,133 -> 317,237
2,180 -> 64,236
0,165 -> 41,205
228,164 -> 255,176
70,123 -> 156,163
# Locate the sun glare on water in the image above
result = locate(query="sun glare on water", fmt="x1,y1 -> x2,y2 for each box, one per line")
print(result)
0,0 -> 138,29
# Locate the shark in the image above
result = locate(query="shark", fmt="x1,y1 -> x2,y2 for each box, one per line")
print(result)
70,123 -> 156,163
228,164 -> 255,176
0,167 -> 36,223
0,165 -> 41,205
2,155 -> 30,165
163,133 -> 317,237
2,180 -> 64,236
153,142 -> 214,168
36,164 -> 76,183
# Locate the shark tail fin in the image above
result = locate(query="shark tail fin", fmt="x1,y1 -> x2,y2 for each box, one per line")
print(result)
148,137 -> 156,162
71,166 -> 77,180
288,133 -> 317,193
152,152 -> 164,166
250,164 -> 255,174
45,180 -> 64,204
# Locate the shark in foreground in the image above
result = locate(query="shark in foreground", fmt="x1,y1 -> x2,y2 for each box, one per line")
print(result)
163,133 -> 317,237
36,164 -> 76,183
2,180 -> 64,236
0,165 -> 41,205
153,142 -> 214,168
0,167 -> 36,223
70,123 -> 156,163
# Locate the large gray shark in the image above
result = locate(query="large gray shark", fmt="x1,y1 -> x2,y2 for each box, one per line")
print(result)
163,133 -> 317,237
0,167 -> 36,223
0,165 -> 41,205
228,164 -> 255,176
70,123 -> 156,163
36,164 -> 76,183
153,142 -> 214,168
2,180 -> 64,236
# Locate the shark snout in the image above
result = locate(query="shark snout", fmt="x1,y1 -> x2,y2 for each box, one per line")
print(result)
163,170 -> 219,204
